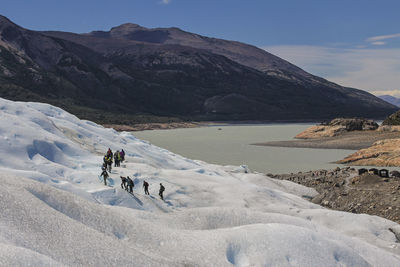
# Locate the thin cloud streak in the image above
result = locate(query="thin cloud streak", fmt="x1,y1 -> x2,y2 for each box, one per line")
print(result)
160,0 -> 171,4
371,41 -> 386,46
366,33 -> 400,42
262,45 -> 400,96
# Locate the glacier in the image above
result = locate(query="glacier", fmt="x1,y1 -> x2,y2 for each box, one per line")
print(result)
0,97 -> 399,266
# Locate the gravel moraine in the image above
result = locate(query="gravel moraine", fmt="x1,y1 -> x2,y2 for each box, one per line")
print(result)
270,167 -> 400,224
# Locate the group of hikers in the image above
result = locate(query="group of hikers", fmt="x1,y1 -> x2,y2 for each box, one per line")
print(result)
119,175 -> 135,193
100,148 -> 166,200
119,176 -> 165,200
103,148 -> 125,172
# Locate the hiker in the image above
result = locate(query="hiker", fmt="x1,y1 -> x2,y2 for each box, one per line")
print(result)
106,148 -> 113,158
100,163 -> 106,176
114,151 -> 120,167
143,180 -> 150,195
120,149 -> 125,162
159,183 -> 165,200
100,169 -> 109,186
117,151 -> 121,166
127,176 -> 134,193
120,176 -> 127,190
106,156 -> 113,172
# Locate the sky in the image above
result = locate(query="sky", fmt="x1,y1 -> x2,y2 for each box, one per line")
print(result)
2,0 -> 400,96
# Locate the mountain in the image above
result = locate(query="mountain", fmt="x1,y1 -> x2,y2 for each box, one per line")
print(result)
379,95 -> 400,107
1,97 -> 400,265
0,15 -> 397,123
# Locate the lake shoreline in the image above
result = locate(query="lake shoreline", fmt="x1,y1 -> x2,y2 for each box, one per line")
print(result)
253,131 -> 400,150
103,120 -> 323,132
103,122 -> 202,132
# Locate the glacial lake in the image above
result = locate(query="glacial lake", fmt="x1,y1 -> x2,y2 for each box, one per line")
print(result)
133,124 -> 356,174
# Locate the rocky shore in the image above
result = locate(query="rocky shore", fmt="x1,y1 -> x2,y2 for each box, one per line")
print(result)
253,118 -> 392,150
255,117 -> 400,166
254,130 -> 400,150
270,168 -> 400,224
337,138 -> 400,166
295,118 -> 379,139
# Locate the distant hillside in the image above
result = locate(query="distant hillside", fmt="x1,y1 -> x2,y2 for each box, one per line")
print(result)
0,15 -> 397,124
378,95 -> 400,107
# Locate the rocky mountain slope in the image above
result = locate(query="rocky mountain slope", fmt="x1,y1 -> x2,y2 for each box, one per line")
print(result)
0,15 -> 397,123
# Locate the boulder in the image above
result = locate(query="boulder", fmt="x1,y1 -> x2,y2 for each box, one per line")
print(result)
328,118 -> 378,131
390,171 -> 400,178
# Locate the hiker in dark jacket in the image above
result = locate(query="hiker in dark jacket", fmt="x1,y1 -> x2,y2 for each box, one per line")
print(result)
101,169 -> 109,186
114,151 -> 120,167
143,180 -> 150,195
127,176 -> 134,193
106,148 -> 112,158
120,149 -> 125,162
120,176 -> 127,190
159,183 -> 165,200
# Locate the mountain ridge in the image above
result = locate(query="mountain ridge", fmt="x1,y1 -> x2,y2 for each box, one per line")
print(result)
0,15 -> 397,123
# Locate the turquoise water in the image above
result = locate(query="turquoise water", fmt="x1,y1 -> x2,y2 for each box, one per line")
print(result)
133,124 -> 356,174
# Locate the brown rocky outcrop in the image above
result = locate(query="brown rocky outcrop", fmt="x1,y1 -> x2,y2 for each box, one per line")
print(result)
295,118 -> 378,139
295,125 -> 345,139
382,110 -> 400,125
377,125 -> 400,132
338,138 -> 400,166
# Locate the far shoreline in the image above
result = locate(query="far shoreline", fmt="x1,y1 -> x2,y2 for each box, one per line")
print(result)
253,130 -> 400,150
103,120 -> 322,132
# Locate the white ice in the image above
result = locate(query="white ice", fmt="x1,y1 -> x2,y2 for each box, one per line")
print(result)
0,97 -> 399,266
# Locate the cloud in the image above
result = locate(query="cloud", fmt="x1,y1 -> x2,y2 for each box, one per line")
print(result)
160,0 -> 171,4
366,33 -> 400,42
262,45 -> 400,96
371,41 -> 386,46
